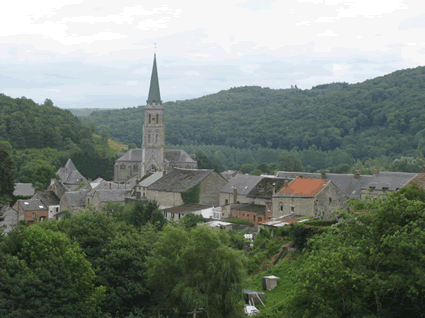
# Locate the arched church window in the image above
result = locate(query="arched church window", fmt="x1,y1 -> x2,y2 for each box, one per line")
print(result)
120,163 -> 126,170
148,134 -> 151,143
156,134 -> 159,143
156,114 -> 159,123
149,114 -> 151,124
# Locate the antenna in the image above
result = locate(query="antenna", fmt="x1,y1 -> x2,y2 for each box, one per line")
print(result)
154,43 -> 156,55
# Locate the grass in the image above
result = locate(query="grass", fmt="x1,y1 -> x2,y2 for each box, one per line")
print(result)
245,253 -> 304,317
92,134 -> 128,153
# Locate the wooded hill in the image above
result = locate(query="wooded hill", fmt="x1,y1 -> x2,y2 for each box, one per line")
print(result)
80,66 -> 425,161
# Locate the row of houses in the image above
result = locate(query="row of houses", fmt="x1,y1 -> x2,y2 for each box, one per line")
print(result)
2,158 -> 425,235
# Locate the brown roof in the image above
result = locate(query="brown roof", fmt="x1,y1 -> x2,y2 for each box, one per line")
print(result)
277,177 -> 328,197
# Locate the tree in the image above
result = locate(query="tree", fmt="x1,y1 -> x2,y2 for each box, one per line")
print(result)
147,225 -> 247,318
0,225 -> 106,317
119,201 -> 166,230
278,152 -> 304,172
179,213 -> 205,230
128,143 -> 137,150
18,159 -> 58,191
0,143 -> 15,203
40,211 -> 157,317
286,183 -> 425,317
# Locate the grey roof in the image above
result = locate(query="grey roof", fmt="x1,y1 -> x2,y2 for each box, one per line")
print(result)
62,190 -> 90,207
361,171 -> 417,191
147,54 -> 162,105
33,191 -> 60,207
220,174 -> 264,196
247,177 -> 288,199
56,159 -> 87,185
18,199 -> 47,211
13,183 -> 35,196
116,149 -> 144,162
148,168 -> 214,192
139,171 -> 163,187
164,149 -> 197,163
275,171 -> 373,198
96,190 -> 132,203
221,170 -> 239,181
88,181 -> 121,196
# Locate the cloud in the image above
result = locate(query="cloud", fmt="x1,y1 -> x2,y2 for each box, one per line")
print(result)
318,30 -> 338,37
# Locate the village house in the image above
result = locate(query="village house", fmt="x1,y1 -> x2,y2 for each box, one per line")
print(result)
134,171 -> 163,199
219,174 -> 264,206
31,191 -> 61,220
56,159 -> 88,190
272,177 -> 348,219
89,189 -> 132,211
230,203 -> 271,227
360,169 -> 425,200
59,189 -> 90,215
47,179 -> 71,200
275,170 -> 373,199
147,168 -> 228,207
13,199 -> 49,224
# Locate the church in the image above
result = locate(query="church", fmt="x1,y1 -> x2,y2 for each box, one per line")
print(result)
114,54 -> 197,183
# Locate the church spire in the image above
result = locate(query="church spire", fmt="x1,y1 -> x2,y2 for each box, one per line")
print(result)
146,54 -> 162,105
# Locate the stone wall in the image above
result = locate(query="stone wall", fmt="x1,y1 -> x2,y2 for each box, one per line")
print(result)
115,162 -> 140,183
314,182 -> 348,219
199,172 -> 228,206
147,190 -> 183,207
272,196 -> 314,218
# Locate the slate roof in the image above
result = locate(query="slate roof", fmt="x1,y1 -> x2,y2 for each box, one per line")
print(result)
62,190 -> 90,207
13,183 -> 35,196
148,168 -> 214,192
96,190 -> 132,203
139,171 -> 163,187
247,177 -> 288,199
87,181 -> 121,196
231,204 -> 266,215
220,174 -> 264,195
275,171 -> 373,198
147,54 -> 162,105
361,171 -> 417,191
276,178 -> 328,198
221,170 -> 239,181
116,149 -> 144,162
164,150 -> 197,163
18,199 -> 47,211
56,159 -> 87,185
33,191 -> 60,207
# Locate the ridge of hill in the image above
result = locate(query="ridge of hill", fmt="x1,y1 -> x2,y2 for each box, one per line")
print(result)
80,66 -> 425,161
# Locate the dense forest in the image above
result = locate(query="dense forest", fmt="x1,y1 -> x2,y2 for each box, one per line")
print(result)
0,95 -> 118,184
80,66 -> 425,163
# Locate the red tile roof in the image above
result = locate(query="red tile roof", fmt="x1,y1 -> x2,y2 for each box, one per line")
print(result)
278,177 -> 328,197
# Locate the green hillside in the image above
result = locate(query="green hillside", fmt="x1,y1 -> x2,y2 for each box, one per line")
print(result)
80,66 -> 425,161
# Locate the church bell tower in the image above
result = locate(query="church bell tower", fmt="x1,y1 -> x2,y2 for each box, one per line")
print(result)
142,54 -> 166,175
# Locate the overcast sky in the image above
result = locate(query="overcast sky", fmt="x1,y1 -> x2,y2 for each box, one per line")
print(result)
1,0 -> 424,109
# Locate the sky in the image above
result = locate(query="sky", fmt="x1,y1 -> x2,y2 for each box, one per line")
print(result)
1,0 -> 425,109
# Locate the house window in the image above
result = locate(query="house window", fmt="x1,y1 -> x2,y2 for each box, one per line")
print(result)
225,199 -> 229,205
55,207 -> 59,212
267,205 -> 271,211
120,164 -> 126,170
39,216 -> 46,222
88,198 -> 90,204
280,203 -> 283,211
258,217 -> 262,222
291,206 -> 294,213
32,213 -> 36,219
329,197 -> 332,203
253,215 -> 256,222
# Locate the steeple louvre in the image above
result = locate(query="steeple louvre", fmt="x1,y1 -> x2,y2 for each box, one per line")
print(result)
146,54 -> 162,105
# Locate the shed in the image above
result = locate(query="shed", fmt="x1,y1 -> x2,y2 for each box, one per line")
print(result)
262,275 -> 280,290
242,289 -> 265,306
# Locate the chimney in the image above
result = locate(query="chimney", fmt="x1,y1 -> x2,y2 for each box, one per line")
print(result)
232,187 -> 237,204
272,183 -> 276,196
321,170 -> 329,180
354,170 -> 362,180
284,180 -> 289,188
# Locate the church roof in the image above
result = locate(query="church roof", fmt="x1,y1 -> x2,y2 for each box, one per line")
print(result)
56,159 -> 87,185
148,168 -> 214,192
164,150 -> 196,163
116,149 -> 144,162
147,54 -> 162,105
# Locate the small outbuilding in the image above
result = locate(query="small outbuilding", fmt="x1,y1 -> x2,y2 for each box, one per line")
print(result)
242,289 -> 266,307
262,275 -> 280,291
